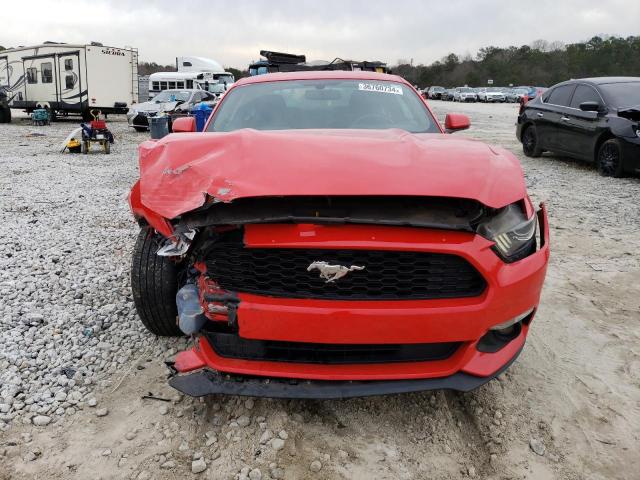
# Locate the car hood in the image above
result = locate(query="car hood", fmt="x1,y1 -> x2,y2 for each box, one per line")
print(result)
132,100 -> 181,114
138,128 -> 526,219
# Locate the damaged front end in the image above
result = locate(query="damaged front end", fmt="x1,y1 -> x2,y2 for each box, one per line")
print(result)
128,126 -> 548,398
162,195 -> 490,337
130,192 -> 548,399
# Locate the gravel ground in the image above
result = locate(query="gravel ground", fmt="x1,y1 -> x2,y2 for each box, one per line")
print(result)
0,103 -> 638,479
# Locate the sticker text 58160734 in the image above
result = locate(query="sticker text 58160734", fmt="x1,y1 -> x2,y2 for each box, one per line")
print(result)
358,83 -> 403,95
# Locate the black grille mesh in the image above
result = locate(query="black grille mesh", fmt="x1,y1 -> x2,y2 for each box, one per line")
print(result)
203,232 -> 486,300
206,332 -> 462,364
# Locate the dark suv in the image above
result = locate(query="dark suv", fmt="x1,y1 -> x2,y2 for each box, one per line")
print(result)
516,77 -> 640,177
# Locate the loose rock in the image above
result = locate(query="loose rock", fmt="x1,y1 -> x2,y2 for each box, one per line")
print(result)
32,415 -> 51,426
270,438 -> 285,451
237,415 -> 251,427
529,437 -> 546,456
248,468 -> 262,480
260,430 -> 273,444
191,458 -> 207,474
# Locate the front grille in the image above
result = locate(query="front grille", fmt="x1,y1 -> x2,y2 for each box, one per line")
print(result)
203,231 -> 486,300
205,332 -> 462,364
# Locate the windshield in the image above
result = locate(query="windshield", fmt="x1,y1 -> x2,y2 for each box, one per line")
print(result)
208,79 -> 438,133
153,90 -> 191,103
600,82 -> 640,109
215,74 -> 234,85
459,87 -> 473,93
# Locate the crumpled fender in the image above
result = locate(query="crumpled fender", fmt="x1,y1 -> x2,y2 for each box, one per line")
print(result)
135,129 -> 527,222
129,179 -> 174,238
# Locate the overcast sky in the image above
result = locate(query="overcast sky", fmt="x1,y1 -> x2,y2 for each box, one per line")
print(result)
2,0 -> 639,68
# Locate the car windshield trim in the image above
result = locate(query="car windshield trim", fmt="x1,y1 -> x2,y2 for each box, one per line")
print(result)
208,79 -> 439,134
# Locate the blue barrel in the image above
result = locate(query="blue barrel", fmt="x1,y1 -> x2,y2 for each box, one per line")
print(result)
149,116 -> 169,139
191,103 -> 213,132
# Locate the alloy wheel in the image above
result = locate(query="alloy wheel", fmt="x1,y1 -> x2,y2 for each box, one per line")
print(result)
598,142 -> 621,176
523,129 -> 536,155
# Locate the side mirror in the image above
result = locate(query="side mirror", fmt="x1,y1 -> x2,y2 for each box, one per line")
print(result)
579,101 -> 601,112
171,116 -> 196,133
444,113 -> 470,133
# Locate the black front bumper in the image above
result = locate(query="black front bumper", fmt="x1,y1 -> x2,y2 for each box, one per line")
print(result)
167,346 -> 522,399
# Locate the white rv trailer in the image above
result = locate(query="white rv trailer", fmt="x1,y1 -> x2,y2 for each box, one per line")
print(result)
0,42 -> 138,118
148,56 -> 234,98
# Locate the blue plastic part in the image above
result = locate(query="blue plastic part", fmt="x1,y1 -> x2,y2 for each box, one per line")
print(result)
191,103 -> 213,132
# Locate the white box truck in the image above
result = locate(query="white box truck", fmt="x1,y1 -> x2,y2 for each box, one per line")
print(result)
0,42 -> 138,121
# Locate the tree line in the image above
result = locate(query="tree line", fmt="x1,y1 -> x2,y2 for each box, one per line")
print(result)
6,35 -> 639,88
392,35 -> 640,88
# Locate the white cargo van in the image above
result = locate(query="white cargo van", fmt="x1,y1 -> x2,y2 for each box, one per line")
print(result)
0,42 -> 138,119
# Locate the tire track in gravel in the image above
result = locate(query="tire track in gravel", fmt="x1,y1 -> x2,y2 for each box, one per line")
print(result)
441,390 -> 492,476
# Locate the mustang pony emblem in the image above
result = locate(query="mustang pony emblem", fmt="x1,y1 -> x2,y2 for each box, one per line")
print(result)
307,261 -> 365,283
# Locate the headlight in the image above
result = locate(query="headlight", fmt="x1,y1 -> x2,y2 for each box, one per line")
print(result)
477,204 -> 537,262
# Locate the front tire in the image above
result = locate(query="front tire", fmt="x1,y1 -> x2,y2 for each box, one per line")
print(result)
131,227 -> 183,336
597,139 -> 625,177
522,125 -> 543,158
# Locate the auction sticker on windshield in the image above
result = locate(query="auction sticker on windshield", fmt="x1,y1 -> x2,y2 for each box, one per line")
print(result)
358,83 -> 403,95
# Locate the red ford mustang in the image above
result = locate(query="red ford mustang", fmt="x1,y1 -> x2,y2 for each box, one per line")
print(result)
129,71 -> 549,398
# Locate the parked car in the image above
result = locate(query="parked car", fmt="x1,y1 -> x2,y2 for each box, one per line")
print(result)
443,88 -> 456,101
455,87 -> 478,102
129,70 -> 549,399
428,86 -> 446,99
507,88 -> 529,103
516,77 -> 640,177
523,86 -> 539,100
484,87 -> 508,103
126,89 -> 217,132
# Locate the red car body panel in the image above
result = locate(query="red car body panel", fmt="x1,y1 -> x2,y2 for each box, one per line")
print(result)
136,129 -> 526,220
234,223 -> 547,345
174,325 -> 528,381
173,208 -> 548,381
129,71 -> 550,397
